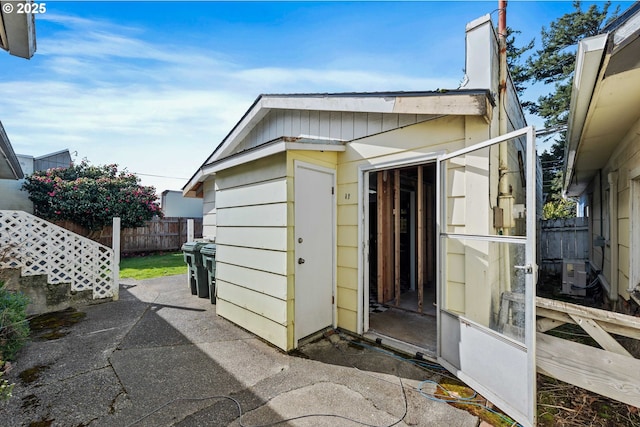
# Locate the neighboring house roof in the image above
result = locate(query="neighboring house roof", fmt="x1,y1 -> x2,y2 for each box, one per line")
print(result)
33,149 -> 73,171
0,121 -> 23,179
564,1 -> 640,196
0,1 -> 36,59
184,89 -> 494,195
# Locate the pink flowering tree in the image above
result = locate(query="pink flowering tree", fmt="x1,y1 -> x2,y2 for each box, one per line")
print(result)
22,160 -> 162,231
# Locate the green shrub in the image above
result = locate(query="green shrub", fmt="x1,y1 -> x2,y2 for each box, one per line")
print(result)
21,160 -> 162,231
0,281 -> 30,361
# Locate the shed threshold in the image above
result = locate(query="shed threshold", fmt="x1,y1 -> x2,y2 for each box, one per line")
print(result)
362,331 -> 437,362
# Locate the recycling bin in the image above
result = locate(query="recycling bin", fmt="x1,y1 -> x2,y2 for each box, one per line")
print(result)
181,242 -> 208,298
200,243 -> 217,304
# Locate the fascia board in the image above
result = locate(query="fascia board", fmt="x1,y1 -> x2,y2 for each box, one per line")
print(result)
564,34 -> 608,195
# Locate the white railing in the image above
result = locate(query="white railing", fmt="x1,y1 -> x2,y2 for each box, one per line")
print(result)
0,210 -> 118,299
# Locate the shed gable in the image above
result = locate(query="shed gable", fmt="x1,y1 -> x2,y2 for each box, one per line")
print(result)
231,109 -> 439,156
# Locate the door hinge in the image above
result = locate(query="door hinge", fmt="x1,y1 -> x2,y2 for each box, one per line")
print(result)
332,295 -> 335,304
331,186 -> 334,195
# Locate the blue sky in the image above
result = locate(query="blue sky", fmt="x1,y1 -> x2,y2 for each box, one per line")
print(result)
0,1 -> 632,193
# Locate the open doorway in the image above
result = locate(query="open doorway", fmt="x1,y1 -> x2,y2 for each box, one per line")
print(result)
366,163 -> 437,355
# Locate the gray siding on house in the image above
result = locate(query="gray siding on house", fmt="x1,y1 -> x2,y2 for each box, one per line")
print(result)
233,109 -> 437,154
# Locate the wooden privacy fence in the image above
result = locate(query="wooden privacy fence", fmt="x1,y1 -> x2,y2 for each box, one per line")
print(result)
540,217 -> 589,274
55,217 -> 203,254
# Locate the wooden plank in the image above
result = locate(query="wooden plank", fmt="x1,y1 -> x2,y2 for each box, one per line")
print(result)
568,314 -> 633,357
217,262 -> 287,299
394,169 -> 400,306
426,184 -> 434,283
536,317 -> 567,333
385,172 -> 393,302
417,166 -> 424,313
537,332 -> 640,408
537,297 -> 640,333
537,306 -> 640,340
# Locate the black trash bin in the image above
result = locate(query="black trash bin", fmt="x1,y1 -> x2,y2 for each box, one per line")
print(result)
181,242 -> 208,298
200,243 -> 217,304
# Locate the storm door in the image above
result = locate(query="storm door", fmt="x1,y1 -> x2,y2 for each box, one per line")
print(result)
437,127 -> 536,427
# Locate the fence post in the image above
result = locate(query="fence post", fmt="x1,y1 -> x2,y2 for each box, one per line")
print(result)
112,217 -> 121,301
187,218 -> 194,242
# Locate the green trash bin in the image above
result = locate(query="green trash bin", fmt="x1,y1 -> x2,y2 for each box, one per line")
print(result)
200,243 -> 217,304
181,242 -> 208,298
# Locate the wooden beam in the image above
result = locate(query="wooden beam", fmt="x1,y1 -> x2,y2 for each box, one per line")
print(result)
537,297 -> 640,340
569,314 -> 633,357
394,169 -> 400,306
537,297 -> 640,329
417,166 -> 424,313
385,172 -> 394,302
538,307 -> 640,340
537,317 -> 567,333
426,183 -> 434,283
537,332 -> 640,408
377,172 -> 384,304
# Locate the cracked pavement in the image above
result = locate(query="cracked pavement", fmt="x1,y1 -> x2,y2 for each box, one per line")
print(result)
2,275 -> 478,426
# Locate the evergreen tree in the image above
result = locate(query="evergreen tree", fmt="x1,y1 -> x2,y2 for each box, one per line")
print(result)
507,1 -> 617,218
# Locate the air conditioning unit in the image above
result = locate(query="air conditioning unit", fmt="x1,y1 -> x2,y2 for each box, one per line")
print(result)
562,259 -> 588,296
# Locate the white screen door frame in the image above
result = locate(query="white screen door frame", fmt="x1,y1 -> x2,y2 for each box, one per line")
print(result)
437,126 -> 536,427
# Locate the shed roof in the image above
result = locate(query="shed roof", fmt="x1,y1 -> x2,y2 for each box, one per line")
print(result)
184,89 -> 493,195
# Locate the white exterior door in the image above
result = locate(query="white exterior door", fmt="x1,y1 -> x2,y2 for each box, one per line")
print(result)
294,161 -> 335,344
437,127 -> 536,427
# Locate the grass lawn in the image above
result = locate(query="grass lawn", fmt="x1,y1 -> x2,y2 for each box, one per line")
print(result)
120,252 -> 187,280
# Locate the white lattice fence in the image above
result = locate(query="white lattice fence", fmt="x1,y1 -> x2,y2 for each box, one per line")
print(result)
0,210 -> 117,299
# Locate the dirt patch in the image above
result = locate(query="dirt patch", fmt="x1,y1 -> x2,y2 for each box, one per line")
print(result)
28,419 -> 54,427
19,364 -> 51,384
21,393 -> 39,409
537,374 -> 640,427
29,307 -> 86,341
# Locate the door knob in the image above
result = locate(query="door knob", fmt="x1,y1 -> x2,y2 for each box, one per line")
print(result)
298,258 -> 305,264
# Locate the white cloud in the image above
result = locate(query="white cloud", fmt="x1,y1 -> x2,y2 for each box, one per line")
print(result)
1,12 -> 462,193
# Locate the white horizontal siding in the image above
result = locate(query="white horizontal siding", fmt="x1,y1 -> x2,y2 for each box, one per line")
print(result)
217,203 -> 287,227
216,179 -> 287,208
216,226 -> 287,251
213,153 -> 291,350
216,280 -> 287,324
216,262 -> 287,299
216,299 -> 288,350
216,244 -> 287,275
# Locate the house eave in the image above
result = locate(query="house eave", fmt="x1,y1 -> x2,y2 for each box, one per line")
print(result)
564,34 -> 608,196
0,1 -> 36,59
0,121 -> 23,179
564,4 -> 640,197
